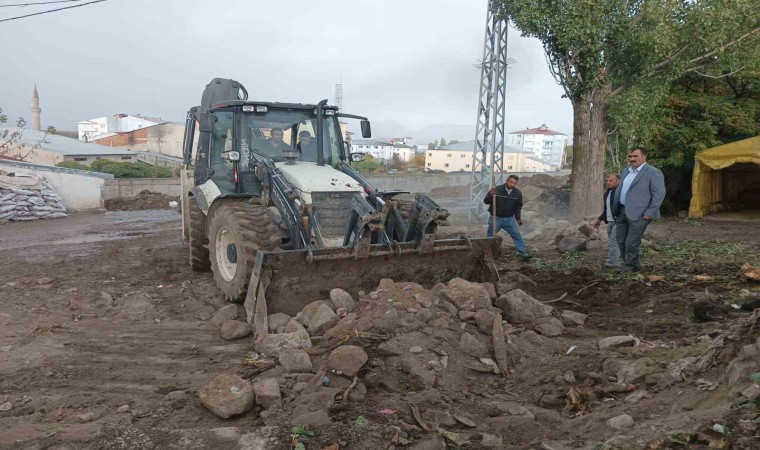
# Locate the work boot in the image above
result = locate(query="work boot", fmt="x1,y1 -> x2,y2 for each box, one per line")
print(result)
520,253 -> 532,261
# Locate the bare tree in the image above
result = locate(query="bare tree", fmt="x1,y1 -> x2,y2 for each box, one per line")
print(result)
0,107 -> 56,162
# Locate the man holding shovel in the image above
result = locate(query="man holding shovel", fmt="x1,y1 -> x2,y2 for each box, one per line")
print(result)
484,174 -> 532,261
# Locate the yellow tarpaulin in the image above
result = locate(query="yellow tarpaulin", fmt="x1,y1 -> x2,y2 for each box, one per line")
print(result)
688,136 -> 760,218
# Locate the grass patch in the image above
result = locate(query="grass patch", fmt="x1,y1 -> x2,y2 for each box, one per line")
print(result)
531,252 -> 586,271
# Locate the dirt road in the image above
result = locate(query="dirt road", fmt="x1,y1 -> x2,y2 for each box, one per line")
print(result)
0,210 -> 260,449
1,209 -> 759,449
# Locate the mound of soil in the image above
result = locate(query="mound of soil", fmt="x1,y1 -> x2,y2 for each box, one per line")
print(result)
104,190 -> 178,211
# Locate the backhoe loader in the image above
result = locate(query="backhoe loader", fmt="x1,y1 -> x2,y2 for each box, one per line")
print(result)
180,78 -> 501,332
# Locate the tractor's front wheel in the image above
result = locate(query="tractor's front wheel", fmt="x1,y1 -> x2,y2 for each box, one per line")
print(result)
208,202 -> 281,303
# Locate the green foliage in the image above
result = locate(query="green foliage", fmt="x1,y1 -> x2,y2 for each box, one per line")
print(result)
531,252 -> 585,271
427,142 -> 436,150
56,161 -> 91,171
352,160 -> 380,173
449,139 -> 460,145
91,160 -> 172,178
751,373 -> 760,386
61,160 -> 173,178
290,426 -> 314,437
439,138 -> 447,148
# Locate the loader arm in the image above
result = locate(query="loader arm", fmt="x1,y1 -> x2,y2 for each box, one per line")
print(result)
254,158 -> 310,249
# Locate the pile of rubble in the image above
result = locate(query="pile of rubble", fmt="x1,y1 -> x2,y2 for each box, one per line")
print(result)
197,273 -> 593,447
0,173 -> 68,222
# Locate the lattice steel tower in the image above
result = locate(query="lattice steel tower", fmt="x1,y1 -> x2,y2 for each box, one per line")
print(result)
334,83 -> 343,111
469,1 -> 509,221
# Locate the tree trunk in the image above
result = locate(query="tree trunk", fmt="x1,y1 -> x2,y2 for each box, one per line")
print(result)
569,88 -> 609,223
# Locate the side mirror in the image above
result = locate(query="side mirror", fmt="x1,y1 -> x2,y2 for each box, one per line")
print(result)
350,152 -> 366,163
360,120 -> 371,138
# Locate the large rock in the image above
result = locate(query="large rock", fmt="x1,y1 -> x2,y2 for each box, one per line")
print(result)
254,329 -> 312,355
495,289 -> 553,325
252,378 -> 281,410
307,304 -> 339,334
329,288 -> 356,312
598,336 -> 636,350
586,240 -> 605,250
535,317 -> 564,337
401,357 -> 436,390
278,349 -> 313,373
440,278 -> 491,311
607,413 -> 634,430
300,300 -> 334,324
211,305 -> 239,325
577,222 -> 595,238
198,374 -> 254,419
327,345 -> 368,377
561,310 -> 588,326
497,272 -> 537,295
474,309 -> 498,335
220,320 -> 253,340
459,332 -> 488,358
616,358 -> 660,384
520,185 -> 545,202
523,230 -> 544,241
267,313 -> 291,333
557,236 -> 587,253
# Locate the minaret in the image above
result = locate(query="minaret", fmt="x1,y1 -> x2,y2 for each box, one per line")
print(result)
31,85 -> 42,131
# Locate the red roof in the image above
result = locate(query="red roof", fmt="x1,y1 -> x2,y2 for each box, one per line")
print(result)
509,125 -> 566,136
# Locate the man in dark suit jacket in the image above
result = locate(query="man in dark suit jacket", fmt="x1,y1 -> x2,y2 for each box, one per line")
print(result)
611,147 -> 666,274
591,173 -> 621,268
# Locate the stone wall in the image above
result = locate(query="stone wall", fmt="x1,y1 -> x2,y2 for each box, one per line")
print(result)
102,178 -> 181,199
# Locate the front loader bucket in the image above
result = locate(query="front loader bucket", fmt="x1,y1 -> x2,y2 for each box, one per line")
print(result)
244,236 -> 502,333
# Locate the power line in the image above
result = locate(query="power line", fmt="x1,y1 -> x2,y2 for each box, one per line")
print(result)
0,0 -> 83,8
0,0 -> 105,22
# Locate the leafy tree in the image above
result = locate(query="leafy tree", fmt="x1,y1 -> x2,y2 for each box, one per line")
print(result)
390,153 -> 404,170
427,142 -> 436,150
1,107 -> 57,161
448,139 -> 460,145
411,152 -> 426,167
498,0 -> 760,221
439,138 -> 447,148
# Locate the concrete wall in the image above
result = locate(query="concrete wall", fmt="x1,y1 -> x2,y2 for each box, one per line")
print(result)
102,178 -> 181,199
0,160 -> 112,211
98,171 -> 569,200
365,171 -> 568,192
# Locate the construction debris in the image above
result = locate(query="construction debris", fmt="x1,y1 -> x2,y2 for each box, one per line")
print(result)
0,172 -> 67,222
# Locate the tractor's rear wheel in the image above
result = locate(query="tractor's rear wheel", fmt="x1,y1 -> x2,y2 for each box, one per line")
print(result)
208,202 -> 281,303
188,196 -> 210,272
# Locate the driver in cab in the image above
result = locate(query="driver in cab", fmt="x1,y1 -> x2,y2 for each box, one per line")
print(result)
255,127 -> 294,160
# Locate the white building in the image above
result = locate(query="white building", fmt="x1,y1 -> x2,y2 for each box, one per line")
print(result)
507,124 -> 567,168
350,139 -> 414,162
426,140 -> 557,173
77,113 -> 164,142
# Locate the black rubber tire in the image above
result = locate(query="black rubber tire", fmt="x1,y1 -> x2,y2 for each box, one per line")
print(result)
188,197 -> 210,272
208,202 -> 281,303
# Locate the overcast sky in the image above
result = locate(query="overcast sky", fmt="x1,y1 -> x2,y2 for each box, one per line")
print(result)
1,0 -> 572,139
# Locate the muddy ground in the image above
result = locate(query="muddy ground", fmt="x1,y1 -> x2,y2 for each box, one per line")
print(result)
1,207 -> 759,450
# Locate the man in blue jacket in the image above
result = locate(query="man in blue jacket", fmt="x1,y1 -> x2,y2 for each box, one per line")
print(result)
612,148 -> 666,274
484,174 -> 531,260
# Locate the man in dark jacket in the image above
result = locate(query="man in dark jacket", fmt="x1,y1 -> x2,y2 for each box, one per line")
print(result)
591,173 -> 621,268
484,174 -> 531,260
